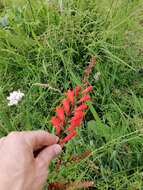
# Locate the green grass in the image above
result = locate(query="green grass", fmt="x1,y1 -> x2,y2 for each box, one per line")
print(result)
0,0 -> 143,189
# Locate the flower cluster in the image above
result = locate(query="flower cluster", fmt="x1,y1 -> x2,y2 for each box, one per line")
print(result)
7,90 -> 24,106
51,83 -> 93,145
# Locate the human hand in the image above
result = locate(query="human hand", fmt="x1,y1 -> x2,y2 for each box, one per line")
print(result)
0,131 -> 61,190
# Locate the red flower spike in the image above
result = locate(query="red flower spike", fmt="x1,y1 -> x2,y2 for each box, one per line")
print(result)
71,111 -> 85,122
82,86 -> 93,94
60,130 -> 77,144
75,86 -> 81,96
70,118 -> 81,126
51,117 -> 61,135
51,116 -> 61,126
67,111 -> 85,131
66,89 -> 75,106
54,126 -> 61,135
67,124 -> 76,131
78,95 -> 90,103
50,57 -> 96,146
74,111 -> 85,119
62,99 -> 70,115
75,104 -> 88,112
67,120 -> 81,131
56,107 -> 65,123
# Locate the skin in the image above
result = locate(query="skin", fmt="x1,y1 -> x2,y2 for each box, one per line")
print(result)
0,131 -> 62,190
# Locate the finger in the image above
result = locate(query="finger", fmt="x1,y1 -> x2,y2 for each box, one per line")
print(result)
0,137 -> 6,142
36,144 -> 62,169
0,137 -> 6,146
21,131 -> 59,149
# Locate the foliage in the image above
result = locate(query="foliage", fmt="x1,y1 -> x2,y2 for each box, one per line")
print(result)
0,0 -> 143,189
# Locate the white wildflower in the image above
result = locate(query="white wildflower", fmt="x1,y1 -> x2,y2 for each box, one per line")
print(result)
7,90 -> 24,106
94,72 -> 101,81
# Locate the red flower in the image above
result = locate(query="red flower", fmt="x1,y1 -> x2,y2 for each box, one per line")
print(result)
78,95 -> 90,103
51,86 -> 91,144
66,89 -> 75,106
60,130 -> 77,144
82,86 -> 93,94
50,57 -> 96,145
74,111 -> 85,119
56,107 -> 65,123
51,117 -> 61,135
75,86 -> 81,96
62,99 -> 70,115
67,121 -> 81,131
75,104 -> 88,112
67,111 -> 85,131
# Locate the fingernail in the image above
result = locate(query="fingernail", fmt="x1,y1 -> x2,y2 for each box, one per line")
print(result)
53,144 -> 62,155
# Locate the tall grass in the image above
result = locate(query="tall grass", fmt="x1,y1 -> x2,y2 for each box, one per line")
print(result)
0,0 -> 143,189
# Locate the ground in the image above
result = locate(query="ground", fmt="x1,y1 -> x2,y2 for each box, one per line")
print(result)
0,0 -> 143,189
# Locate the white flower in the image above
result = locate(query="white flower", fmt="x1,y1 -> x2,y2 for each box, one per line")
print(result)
7,90 -> 24,106
94,72 -> 101,81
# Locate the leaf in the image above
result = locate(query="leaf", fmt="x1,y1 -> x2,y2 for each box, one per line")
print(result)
88,120 -> 111,141
87,101 -> 105,128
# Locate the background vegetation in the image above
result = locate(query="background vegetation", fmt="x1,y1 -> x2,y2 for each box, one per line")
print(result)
0,0 -> 143,189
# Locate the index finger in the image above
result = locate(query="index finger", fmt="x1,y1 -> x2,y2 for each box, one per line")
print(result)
21,131 -> 59,150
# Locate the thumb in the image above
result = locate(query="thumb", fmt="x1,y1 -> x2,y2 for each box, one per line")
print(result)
36,144 -> 62,169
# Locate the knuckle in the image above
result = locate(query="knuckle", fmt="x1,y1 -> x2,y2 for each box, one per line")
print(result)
8,132 -> 19,139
